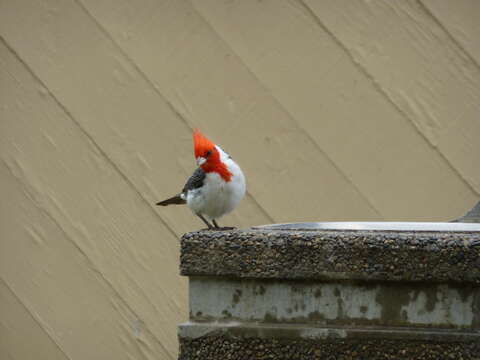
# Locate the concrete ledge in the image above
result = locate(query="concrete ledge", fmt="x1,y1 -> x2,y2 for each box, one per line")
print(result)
179,322 -> 480,342
189,277 -> 479,329
179,225 -> 480,359
181,228 -> 480,283
179,323 -> 480,360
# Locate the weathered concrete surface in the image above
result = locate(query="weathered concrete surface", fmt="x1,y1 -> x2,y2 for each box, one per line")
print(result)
179,322 -> 480,342
179,227 -> 480,359
189,277 -> 478,329
181,228 -> 480,283
179,329 -> 480,360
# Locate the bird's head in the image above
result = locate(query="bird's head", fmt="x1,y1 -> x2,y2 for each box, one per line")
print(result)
193,129 -> 219,167
193,129 -> 232,181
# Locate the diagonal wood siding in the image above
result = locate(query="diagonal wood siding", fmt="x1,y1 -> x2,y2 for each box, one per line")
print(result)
1,1 -> 479,358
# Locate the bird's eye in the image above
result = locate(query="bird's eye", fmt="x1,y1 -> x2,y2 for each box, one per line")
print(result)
205,150 -> 212,157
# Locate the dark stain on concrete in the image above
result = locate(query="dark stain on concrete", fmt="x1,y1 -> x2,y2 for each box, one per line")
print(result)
307,310 -> 327,322
424,288 -> 439,313
221,310 -> 232,318
375,284 -> 411,324
293,303 -> 299,312
232,289 -> 242,306
258,285 -> 266,295
409,287 -> 438,314
472,290 -> 480,327
291,285 -> 302,294
264,312 -> 277,323
456,285 -> 475,303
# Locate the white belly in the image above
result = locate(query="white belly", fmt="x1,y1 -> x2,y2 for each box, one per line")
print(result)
187,165 -> 245,220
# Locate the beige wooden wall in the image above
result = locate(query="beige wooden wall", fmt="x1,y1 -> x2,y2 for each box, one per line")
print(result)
1,0 -> 479,359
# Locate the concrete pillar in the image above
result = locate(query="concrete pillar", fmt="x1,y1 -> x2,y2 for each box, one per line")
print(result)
178,222 -> 480,359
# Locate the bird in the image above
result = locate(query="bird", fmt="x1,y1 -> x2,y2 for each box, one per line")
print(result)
156,130 -> 246,230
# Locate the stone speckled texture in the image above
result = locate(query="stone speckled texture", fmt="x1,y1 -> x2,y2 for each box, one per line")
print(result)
180,229 -> 480,283
179,227 -> 480,359
179,336 -> 480,360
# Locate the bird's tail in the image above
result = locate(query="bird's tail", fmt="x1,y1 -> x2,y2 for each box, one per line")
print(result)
156,194 -> 186,206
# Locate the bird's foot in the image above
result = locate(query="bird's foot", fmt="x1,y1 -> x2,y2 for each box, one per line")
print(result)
198,226 -> 237,231
198,227 -> 214,231
198,226 -> 236,231
212,226 -> 236,231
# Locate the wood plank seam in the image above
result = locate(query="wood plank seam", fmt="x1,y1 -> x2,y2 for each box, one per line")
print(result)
417,0 -> 480,71
186,0 -> 385,219
0,39 -> 177,359
0,160 -> 174,360
0,277 -> 72,360
73,0 -> 276,224
0,34 -> 181,243
297,0 -> 480,197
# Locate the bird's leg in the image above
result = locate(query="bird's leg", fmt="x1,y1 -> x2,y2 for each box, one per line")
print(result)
197,214 -> 214,230
212,219 -> 236,231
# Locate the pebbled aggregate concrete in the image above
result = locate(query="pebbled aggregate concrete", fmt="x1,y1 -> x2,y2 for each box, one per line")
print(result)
181,229 -> 480,283
179,335 -> 480,360
179,227 -> 480,359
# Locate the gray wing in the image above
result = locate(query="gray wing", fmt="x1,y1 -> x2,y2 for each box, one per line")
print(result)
182,167 -> 206,194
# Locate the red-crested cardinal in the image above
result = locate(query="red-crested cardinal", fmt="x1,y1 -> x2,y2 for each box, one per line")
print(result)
156,130 -> 246,230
